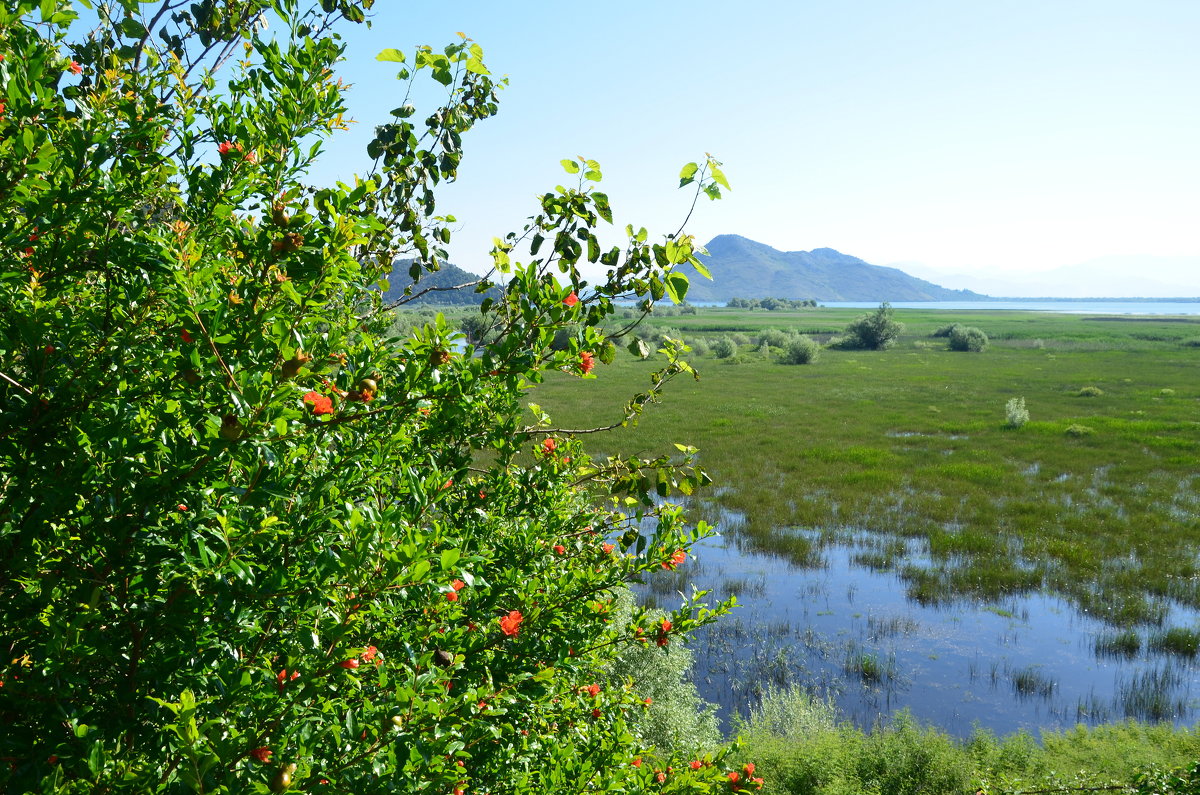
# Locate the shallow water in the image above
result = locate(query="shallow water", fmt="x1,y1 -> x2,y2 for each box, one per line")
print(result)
652,524 -> 1200,738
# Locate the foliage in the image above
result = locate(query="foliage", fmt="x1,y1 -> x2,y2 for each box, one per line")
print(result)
931,322 -> 962,338
727,297 -> 818,311
1132,762 -> 1200,794
757,328 -> 793,349
712,336 -> 737,359
1065,423 -> 1096,437
948,325 -> 989,352
1077,385 -> 1105,397
604,590 -> 722,756
0,2 -> 745,793
782,336 -> 820,365
1004,397 -> 1029,428
836,303 -> 903,350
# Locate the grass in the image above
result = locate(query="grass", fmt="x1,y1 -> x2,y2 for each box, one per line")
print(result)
731,685 -> 1200,795
530,306 -> 1200,631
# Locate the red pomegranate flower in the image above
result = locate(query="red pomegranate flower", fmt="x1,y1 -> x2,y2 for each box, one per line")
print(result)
68,60 -> 82,75
303,391 -> 334,416
580,351 -> 595,374
563,291 -> 579,307
338,659 -> 360,670
541,437 -> 557,455
662,548 -> 686,570
250,747 -> 272,764
499,610 -> 523,637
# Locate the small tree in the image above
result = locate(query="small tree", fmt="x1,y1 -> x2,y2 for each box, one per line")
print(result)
841,302 -> 904,350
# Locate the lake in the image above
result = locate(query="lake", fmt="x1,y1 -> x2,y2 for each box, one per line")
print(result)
822,300 -> 1200,315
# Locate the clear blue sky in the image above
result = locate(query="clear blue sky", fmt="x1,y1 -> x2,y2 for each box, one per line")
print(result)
310,1 -> 1199,284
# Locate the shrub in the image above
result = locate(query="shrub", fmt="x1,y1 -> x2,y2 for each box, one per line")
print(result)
757,328 -> 792,349
0,4 -> 742,792
605,591 -> 721,755
841,302 -> 904,350
1005,397 -> 1029,428
783,335 -> 822,365
712,336 -> 738,359
1078,385 -> 1105,397
1180,337 -> 1200,348
1066,424 -> 1096,437
948,325 -> 989,352
931,322 -> 963,338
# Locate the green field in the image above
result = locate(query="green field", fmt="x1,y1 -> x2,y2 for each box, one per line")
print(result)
532,307 -> 1200,629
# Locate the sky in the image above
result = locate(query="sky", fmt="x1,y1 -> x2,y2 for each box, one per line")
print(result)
308,1 -> 1200,295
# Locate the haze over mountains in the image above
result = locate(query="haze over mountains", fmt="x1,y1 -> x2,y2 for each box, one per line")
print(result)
891,255 -> 1200,299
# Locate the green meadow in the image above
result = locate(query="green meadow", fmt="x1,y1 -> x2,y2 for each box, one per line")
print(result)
533,307 -> 1200,630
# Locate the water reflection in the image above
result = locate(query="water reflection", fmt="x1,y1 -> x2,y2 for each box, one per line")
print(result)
643,520 -> 1200,738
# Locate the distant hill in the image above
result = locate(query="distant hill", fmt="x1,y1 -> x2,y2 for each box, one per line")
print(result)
681,235 -> 988,303
382,260 -> 501,306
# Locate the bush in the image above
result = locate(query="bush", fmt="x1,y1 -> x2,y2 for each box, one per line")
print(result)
757,328 -> 792,349
0,4 -> 743,792
840,303 -> 904,350
948,325 -> 989,352
1066,424 -> 1096,437
1078,385 -> 1105,397
783,336 -> 822,365
712,336 -> 738,359
931,322 -> 963,338
1005,397 -> 1029,428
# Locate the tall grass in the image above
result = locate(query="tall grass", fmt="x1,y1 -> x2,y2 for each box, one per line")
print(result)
730,686 -> 1200,795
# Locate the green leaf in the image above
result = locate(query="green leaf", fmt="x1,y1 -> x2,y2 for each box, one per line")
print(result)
665,272 -> 689,303
560,160 -> 580,174
628,339 -> 650,359
465,59 -> 490,75
592,192 -> 612,224
376,48 -> 406,63
678,162 -> 698,187
441,548 -> 461,571
709,164 -> 731,190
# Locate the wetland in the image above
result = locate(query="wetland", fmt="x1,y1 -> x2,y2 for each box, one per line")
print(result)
531,306 -> 1200,737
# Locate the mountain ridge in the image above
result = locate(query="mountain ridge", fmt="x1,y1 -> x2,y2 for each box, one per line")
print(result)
682,234 -> 988,302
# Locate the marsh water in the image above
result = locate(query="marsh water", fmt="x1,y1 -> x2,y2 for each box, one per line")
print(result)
645,513 -> 1200,738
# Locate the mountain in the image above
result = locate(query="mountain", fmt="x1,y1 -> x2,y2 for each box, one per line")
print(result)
681,235 -> 988,303
382,260 -> 502,306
